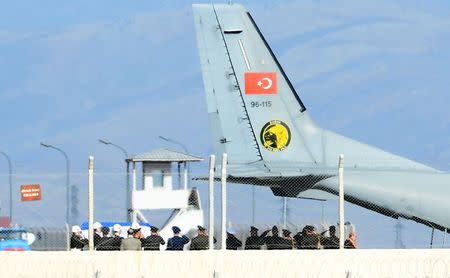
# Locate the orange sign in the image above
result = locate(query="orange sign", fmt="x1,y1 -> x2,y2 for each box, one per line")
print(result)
244,72 -> 277,94
21,184 -> 41,201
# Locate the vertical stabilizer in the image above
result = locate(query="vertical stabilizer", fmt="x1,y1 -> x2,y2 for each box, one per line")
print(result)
193,3 -> 436,171
193,4 -> 317,166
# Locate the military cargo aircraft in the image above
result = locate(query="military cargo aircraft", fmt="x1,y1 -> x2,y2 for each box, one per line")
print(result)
192,4 -> 450,231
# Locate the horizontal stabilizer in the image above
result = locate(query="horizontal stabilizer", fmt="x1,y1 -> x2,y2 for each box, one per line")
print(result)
296,189 -> 338,201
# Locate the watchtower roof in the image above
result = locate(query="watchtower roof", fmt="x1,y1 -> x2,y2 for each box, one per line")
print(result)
129,148 -> 203,162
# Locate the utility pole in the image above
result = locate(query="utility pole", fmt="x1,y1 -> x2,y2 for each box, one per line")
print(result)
40,143 -> 70,225
0,151 -> 12,224
98,139 -> 129,221
394,218 -> 405,248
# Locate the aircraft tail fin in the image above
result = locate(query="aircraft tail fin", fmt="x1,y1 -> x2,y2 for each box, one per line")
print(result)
193,3 -> 436,172
193,3 -> 313,165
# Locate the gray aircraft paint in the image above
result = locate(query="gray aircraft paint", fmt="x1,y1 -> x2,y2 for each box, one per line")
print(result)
193,4 -> 450,230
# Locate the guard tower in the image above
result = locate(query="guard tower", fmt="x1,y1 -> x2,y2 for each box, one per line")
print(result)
127,148 -> 203,229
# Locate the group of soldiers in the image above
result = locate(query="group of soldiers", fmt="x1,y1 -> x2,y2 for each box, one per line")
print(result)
70,222 -> 166,251
193,224 -> 357,250
244,225 -> 357,250
70,222 -> 357,251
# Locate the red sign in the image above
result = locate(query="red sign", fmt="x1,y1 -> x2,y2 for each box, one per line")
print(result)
0,217 -> 10,227
244,72 -> 277,94
21,184 -> 41,201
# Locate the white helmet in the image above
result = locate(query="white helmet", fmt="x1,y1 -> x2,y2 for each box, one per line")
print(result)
131,222 -> 141,230
72,225 -> 81,233
113,224 -> 122,232
93,222 -> 102,229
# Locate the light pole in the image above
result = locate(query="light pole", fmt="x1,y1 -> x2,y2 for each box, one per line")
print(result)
40,142 -> 70,225
158,136 -> 190,188
98,139 -> 130,221
0,151 -> 12,224
98,139 -> 128,158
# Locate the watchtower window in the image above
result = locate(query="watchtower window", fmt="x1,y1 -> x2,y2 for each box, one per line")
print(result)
152,169 -> 164,187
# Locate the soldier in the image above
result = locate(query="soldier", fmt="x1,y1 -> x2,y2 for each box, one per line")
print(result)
280,229 -> 294,249
97,225 -> 122,251
322,226 -> 339,249
300,225 -> 321,249
344,231 -> 357,249
108,224 -> 123,251
244,226 -> 270,250
96,226 -> 112,251
126,227 -> 134,238
190,225 -> 210,250
265,225 -> 285,250
93,222 -> 103,248
293,226 -> 306,249
120,222 -> 143,251
112,224 -> 123,238
142,226 -> 165,251
70,225 -> 88,250
166,226 -> 190,250
226,228 -> 242,250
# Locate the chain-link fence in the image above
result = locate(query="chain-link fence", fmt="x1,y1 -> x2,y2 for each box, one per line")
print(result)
0,156 -> 447,251
0,172 -> 72,251
223,182 -> 437,250
208,155 -> 448,250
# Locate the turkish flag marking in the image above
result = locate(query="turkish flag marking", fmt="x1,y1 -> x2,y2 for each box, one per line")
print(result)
245,72 -> 277,94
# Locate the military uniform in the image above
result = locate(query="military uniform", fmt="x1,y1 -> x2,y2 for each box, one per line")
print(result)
96,236 -> 122,251
344,239 -> 356,249
120,237 -> 142,251
244,227 -> 269,250
264,226 -> 285,250
167,226 -> 190,250
70,233 -> 88,250
93,233 -> 102,248
293,231 -> 304,249
244,236 -> 264,250
142,235 -> 165,251
190,234 -> 210,250
279,229 -> 294,250
300,234 -> 320,249
265,235 -> 285,250
226,233 -> 242,250
167,235 -> 190,250
322,235 -> 339,249
92,222 -> 103,248
279,237 -> 293,249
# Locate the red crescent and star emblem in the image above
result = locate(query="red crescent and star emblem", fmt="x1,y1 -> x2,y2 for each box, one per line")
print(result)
244,72 -> 277,94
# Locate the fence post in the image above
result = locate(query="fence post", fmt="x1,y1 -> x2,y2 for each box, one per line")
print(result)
126,160 -> 131,222
252,185 -> 255,225
283,197 -> 287,229
65,223 -> 70,251
209,155 -> 216,250
184,162 -> 188,190
430,228 -> 435,248
132,161 -> 137,223
443,228 -> 447,247
88,156 -> 94,251
221,153 -> 227,250
338,154 -> 345,249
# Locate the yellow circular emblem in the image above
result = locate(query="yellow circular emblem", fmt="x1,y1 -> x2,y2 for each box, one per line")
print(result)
260,120 -> 291,152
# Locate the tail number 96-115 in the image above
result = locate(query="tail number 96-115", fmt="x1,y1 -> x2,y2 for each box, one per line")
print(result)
250,101 -> 272,108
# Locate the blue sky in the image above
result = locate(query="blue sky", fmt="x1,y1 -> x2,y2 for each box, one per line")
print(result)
0,0 -> 449,247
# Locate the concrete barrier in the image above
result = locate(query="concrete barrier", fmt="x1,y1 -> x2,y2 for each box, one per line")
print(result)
1,249 -> 450,277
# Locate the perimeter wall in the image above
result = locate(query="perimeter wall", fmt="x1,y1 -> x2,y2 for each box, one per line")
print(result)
1,249 -> 450,277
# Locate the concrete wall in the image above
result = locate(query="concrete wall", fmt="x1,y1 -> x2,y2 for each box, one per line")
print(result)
1,249 -> 450,278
